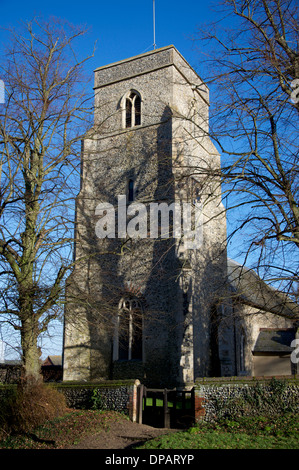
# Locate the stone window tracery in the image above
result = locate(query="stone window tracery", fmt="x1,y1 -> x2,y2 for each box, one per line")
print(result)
123,91 -> 142,128
114,297 -> 143,361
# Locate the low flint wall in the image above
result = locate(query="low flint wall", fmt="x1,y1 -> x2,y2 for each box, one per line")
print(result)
194,375 -> 299,422
56,379 -> 140,421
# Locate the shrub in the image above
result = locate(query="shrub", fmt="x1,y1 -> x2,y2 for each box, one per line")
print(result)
0,375 -> 67,435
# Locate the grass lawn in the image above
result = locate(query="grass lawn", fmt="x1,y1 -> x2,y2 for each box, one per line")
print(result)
137,429 -> 297,449
137,413 -> 299,449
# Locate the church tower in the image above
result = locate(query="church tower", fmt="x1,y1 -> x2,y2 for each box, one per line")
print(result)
63,46 -> 228,386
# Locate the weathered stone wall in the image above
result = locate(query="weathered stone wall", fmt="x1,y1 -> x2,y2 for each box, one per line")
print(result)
194,376 -> 299,422
0,365 -> 21,384
56,380 -> 138,417
0,364 -> 63,383
63,45 -> 228,387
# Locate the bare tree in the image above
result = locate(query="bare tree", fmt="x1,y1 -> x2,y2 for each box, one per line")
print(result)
193,0 -> 299,299
0,17 -> 94,379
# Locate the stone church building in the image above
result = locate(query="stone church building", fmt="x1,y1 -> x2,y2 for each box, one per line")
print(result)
63,46 -> 298,386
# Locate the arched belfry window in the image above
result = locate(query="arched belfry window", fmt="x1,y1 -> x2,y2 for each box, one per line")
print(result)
123,91 -> 142,128
114,297 -> 143,361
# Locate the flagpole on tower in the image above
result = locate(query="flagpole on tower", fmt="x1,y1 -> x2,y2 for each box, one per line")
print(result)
153,0 -> 156,49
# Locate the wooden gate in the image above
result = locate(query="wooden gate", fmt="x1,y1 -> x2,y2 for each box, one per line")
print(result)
137,385 -> 195,428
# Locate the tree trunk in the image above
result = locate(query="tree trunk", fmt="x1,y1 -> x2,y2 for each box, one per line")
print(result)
20,317 -> 42,380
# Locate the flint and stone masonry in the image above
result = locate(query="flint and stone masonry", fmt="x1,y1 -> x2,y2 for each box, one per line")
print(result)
63,46 -> 229,386
63,46 -> 296,387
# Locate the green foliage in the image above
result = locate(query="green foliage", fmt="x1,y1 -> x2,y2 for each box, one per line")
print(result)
91,389 -> 103,410
137,413 -> 299,449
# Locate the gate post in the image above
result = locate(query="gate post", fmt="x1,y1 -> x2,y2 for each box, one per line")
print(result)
137,384 -> 144,424
130,380 -> 141,423
163,388 -> 170,428
194,387 -> 206,422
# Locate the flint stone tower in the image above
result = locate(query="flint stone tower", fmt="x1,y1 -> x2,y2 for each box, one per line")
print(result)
63,46 -> 229,386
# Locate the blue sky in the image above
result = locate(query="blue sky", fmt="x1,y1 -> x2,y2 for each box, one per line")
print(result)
0,0 -> 221,74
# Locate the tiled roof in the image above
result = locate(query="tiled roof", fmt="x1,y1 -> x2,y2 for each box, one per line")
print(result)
253,328 -> 295,353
